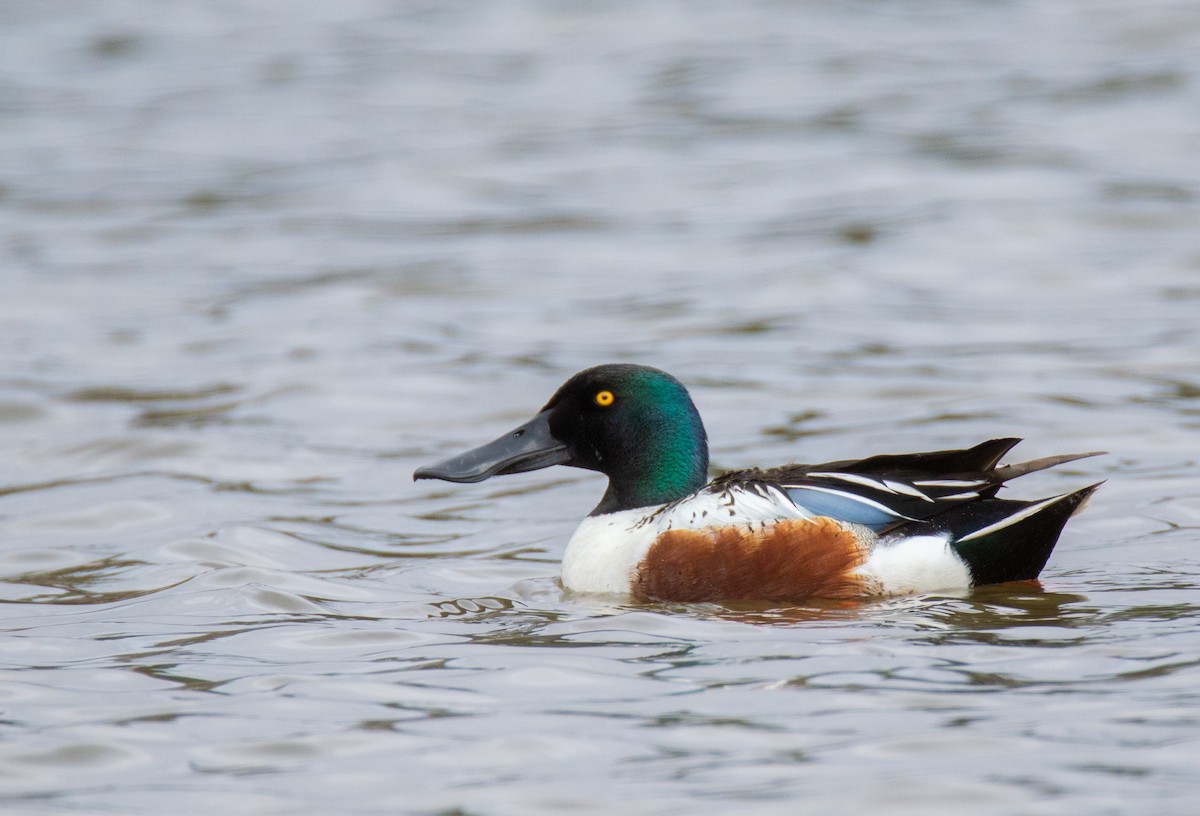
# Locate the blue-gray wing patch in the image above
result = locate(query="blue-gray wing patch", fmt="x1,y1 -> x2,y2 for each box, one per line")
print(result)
783,485 -> 915,530
782,471 -> 987,531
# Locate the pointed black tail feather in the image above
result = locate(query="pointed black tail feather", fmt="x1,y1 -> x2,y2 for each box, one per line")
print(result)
835,437 -> 1023,475
924,483 -> 1101,585
992,450 -> 1107,483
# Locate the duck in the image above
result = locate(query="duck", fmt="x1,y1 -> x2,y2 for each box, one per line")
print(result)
414,364 -> 1102,603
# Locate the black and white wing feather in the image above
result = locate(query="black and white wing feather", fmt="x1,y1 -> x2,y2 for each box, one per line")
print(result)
713,438 -> 1101,532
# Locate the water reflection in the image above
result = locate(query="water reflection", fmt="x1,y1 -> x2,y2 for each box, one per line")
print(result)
5,557 -> 173,606
2,0 -> 1199,812
922,585 -> 1100,633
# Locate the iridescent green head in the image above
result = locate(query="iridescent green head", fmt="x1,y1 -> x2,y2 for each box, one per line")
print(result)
414,364 -> 710,515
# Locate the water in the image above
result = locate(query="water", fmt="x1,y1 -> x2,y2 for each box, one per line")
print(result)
2,1 -> 1199,813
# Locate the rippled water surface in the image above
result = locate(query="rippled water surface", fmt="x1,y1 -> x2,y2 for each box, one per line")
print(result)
3,1 -> 1200,813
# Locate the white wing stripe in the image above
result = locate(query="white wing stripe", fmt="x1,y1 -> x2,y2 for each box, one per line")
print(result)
955,494 -> 1065,543
913,479 -> 989,488
883,480 -> 934,501
804,472 -> 896,493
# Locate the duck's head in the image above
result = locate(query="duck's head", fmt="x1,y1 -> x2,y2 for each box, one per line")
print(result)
414,364 -> 709,514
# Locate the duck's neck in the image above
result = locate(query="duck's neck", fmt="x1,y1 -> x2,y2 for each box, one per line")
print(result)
590,416 -> 709,516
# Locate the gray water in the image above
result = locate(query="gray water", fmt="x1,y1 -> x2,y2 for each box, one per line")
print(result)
2,1 -> 1199,814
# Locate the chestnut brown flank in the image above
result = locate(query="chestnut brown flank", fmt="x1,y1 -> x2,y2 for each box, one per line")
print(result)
633,517 -> 868,603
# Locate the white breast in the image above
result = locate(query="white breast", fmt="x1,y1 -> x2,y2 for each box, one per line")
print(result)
559,509 -> 656,594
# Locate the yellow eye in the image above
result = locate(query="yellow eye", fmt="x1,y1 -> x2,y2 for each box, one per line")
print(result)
594,390 -> 615,407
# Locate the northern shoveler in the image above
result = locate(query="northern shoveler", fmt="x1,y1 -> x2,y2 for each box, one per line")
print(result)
414,364 -> 1102,603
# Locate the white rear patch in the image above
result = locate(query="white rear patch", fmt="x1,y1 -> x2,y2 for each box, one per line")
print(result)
853,535 -> 972,596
